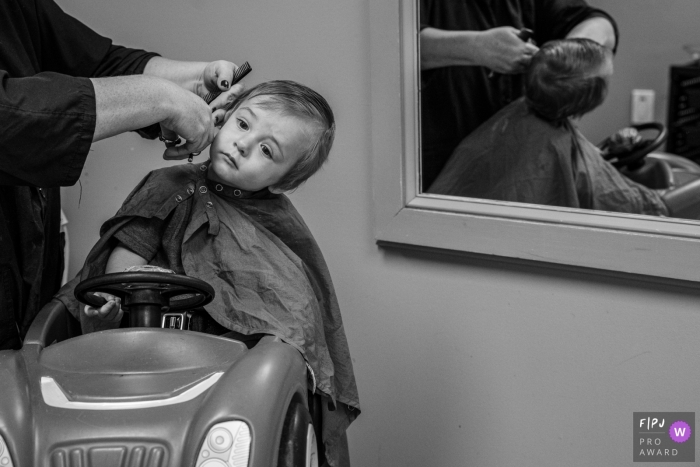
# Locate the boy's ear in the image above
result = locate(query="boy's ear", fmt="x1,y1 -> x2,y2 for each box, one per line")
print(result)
213,109 -> 226,128
268,186 -> 286,194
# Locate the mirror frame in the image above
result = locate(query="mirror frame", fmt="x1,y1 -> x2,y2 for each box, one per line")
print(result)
370,0 -> 700,282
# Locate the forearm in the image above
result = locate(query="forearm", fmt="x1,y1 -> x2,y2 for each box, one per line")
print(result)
106,245 -> 148,273
566,17 -> 616,51
420,28 -> 483,70
81,243 -> 143,330
90,75 -> 176,142
143,56 -> 208,94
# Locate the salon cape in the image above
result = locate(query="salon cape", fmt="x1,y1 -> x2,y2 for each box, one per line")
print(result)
57,163 -> 359,465
428,98 -> 669,217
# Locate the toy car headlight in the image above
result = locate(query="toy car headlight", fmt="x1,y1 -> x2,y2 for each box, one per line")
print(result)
0,435 -> 14,467
195,421 -> 251,467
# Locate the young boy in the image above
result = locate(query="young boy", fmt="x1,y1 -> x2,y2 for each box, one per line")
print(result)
427,39 -> 669,217
57,80 -> 359,466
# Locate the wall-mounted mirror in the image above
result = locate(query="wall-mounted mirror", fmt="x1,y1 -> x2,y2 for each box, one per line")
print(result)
420,0 -> 700,221
370,0 -> 700,282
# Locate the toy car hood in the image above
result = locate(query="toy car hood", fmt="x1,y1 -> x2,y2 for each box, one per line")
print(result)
0,312 -> 309,467
39,329 -> 244,406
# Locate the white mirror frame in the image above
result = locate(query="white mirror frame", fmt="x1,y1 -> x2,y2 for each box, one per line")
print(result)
370,0 -> 700,282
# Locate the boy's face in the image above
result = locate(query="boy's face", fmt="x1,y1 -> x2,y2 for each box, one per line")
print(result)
597,53 -> 614,84
208,96 -> 313,192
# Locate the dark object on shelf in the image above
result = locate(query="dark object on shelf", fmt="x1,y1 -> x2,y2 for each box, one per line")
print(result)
667,61 -> 700,160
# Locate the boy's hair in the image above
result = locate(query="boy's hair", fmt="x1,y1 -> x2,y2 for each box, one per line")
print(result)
226,80 -> 335,192
524,38 -> 610,124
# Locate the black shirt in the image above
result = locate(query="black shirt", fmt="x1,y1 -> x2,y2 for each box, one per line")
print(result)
0,0 -> 158,349
419,0 -> 618,189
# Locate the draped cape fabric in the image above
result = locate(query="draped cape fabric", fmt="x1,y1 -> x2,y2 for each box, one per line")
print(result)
57,164 -> 359,466
428,99 -> 669,217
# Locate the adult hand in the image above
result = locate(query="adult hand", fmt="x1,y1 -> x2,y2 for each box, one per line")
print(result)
474,27 -> 539,74
197,61 -> 247,124
83,292 -> 123,323
210,83 -> 245,128
161,83 -> 217,160
144,57 -> 245,108
200,60 -> 238,95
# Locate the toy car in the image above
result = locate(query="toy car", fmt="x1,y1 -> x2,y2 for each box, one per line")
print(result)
0,270 -> 319,467
600,122 -> 700,219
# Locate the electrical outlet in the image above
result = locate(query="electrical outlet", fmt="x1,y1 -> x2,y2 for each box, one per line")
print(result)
631,89 -> 655,124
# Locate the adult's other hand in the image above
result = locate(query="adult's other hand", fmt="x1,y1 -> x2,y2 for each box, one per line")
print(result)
474,26 -> 539,74
198,62 -> 247,126
210,83 -> 245,127
161,83 -> 217,160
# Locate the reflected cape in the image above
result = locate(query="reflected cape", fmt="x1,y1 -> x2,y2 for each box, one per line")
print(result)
428,98 -> 669,217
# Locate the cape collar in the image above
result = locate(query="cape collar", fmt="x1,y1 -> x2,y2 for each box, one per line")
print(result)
197,162 -> 277,201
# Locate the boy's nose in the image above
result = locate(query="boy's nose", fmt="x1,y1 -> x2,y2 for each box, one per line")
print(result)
235,131 -> 256,154
234,140 -> 248,156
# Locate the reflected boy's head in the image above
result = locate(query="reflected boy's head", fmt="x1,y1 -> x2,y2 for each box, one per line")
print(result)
210,80 -> 335,192
524,38 -> 612,124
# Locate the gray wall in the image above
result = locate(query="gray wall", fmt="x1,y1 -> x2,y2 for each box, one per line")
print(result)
60,0 -> 700,465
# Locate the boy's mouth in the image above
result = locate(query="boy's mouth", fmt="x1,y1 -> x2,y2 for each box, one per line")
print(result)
223,152 -> 238,169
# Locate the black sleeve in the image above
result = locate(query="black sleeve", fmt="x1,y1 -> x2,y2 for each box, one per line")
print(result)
0,70 -> 96,187
419,0 -> 432,31
535,0 -> 619,53
0,0 -> 161,187
33,0 -> 160,78
33,0 -> 164,139
113,216 -> 166,263
419,0 -> 467,32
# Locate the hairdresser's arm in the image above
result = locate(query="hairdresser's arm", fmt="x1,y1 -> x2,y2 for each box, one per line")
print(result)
91,75 -> 215,159
420,26 -> 539,72
566,17 -> 616,51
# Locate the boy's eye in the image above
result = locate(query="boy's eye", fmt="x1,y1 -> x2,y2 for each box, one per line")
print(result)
237,119 -> 249,130
261,145 -> 273,158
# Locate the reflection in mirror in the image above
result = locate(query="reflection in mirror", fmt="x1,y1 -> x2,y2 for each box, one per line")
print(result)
418,0 -> 700,221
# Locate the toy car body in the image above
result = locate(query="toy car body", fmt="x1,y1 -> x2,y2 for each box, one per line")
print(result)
0,297 -> 318,467
621,151 -> 700,219
601,123 -> 700,219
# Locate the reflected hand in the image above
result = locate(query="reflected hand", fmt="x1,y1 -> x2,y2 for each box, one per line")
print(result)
83,292 -> 123,323
474,26 -> 539,74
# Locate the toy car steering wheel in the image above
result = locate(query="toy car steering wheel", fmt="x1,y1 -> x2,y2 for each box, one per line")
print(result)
75,271 -> 215,328
598,122 -> 668,169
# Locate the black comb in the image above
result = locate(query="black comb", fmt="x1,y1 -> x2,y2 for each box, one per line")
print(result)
204,61 -> 252,105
